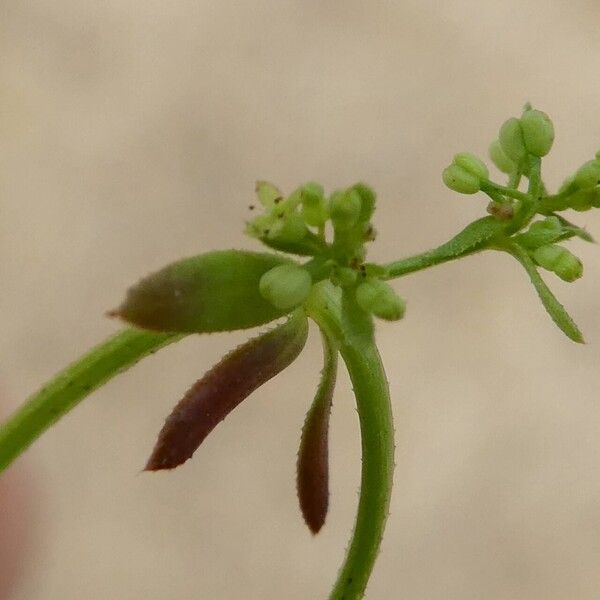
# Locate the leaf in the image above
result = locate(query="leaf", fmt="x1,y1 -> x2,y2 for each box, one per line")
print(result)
384,217 -> 507,279
434,216 -> 506,258
552,214 -> 595,243
509,244 -> 584,343
145,311 -> 309,471
111,250 -> 292,333
296,331 -> 338,534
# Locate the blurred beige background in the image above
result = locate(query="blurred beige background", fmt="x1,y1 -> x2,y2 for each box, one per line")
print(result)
2,1 -> 600,598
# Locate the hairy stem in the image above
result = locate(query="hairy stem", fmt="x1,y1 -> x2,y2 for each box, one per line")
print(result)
0,328 -> 182,473
307,283 -> 395,599
382,245 -> 468,278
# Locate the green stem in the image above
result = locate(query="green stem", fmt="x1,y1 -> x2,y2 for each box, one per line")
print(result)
0,328 -> 182,473
506,157 -> 542,235
507,170 -> 522,189
480,180 -> 530,203
306,283 -> 395,600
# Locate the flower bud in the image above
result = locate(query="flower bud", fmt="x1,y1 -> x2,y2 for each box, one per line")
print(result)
453,152 -> 489,180
532,245 -> 583,282
259,264 -> 312,310
355,279 -> 406,321
520,109 -> 554,157
519,216 -> 562,248
499,117 -> 527,164
300,182 -> 328,227
329,189 -> 361,230
489,140 -> 516,174
442,164 -> 480,194
268,211 -> 308,243
255,181 -> 283,208
330,266 -> 358,287
351,183 -> 377,222
558,175 -> 576,195
568,189 -> 596,212
574,160 -> 600,190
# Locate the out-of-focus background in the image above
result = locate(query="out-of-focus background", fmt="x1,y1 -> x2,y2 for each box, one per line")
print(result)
2,2 -> 600,598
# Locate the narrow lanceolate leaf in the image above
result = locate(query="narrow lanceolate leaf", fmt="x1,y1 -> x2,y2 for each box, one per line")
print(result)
145,311 -> 309,471
435,216 -> 506,257
553,214 -> 595,243
297,331 -> 338,534
384,216 -> 506,278
509,244 -> 584,343
111,250 -> 292,334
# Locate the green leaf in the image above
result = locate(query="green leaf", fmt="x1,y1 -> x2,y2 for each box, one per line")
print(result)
112,250 -> 293,333
436,216 -> 506,257
383,217 -> 506,279
297,330 -> 338,534
552,214 -> 595,243
509,244 -> 584,343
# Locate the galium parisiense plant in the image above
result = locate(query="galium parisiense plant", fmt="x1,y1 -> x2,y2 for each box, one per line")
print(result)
1,105 -> 600,599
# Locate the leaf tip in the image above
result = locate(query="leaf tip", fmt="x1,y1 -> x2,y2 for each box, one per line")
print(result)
143,451 -> 187,472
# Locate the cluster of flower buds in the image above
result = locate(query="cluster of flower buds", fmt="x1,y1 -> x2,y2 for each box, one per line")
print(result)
246,181 -> 312,249
245,180 -> 406,320
245,181 -> 377,256
442,107 -> 555,196
440,104 -> 595,316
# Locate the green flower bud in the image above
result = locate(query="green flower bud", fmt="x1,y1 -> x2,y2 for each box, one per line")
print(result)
519,109 -> 554,157
329,189 -> 361,230
558,174 -> 576,195
442,164 -> 480,194
568,189 -> 596,212
519,216 -> 563,248
268,211 -> 308,243
330,266 -> 358,287
255,181 -> 283,208
499,117 -> 527,164
259,264 -> 312,310
351,182 -> 377,222
245,213 -> 276,239
453,152 -> 489,181
300,182 -> 328,227
355,279 -> 406,321
489,140 -> 516,174
574,160 -> 600,190
532,245 -> 583,282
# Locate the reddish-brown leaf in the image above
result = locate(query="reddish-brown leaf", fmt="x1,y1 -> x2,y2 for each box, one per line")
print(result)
145,312 -> 308,471
297,333 -> 337,534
